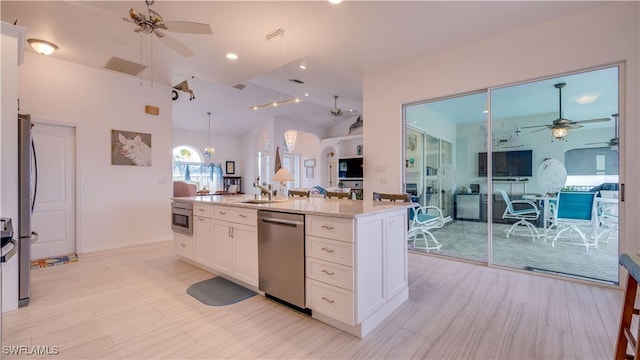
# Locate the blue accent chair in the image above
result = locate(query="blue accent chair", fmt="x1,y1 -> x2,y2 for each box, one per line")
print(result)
550,191 -> 598,251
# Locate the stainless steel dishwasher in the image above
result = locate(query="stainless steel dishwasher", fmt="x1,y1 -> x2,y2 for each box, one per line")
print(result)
258,210 -> 306,309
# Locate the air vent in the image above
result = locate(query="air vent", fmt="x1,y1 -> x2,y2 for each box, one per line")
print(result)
233,84 -> 246,90
289,79 -> 304,84
104,57 -> 146,76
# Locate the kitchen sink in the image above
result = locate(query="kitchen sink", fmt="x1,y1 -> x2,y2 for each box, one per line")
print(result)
239,199 -> 277,204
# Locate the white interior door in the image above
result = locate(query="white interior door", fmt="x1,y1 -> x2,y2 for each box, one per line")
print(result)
31,122 -> 76,259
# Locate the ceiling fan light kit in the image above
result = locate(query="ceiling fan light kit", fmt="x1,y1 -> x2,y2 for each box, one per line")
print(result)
521,82 -> 610,140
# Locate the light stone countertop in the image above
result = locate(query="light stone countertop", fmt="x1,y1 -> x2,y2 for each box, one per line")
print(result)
172,194 -> 412,219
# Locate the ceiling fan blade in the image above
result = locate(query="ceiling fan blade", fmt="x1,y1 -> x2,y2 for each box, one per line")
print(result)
162,21 -> 212,34
531,127 -> 549,133
159,33 -> 194,57
568,124 -> 584,129
585,141 -> 609,145
521,124 -> 549,129
574,117 -> 611,124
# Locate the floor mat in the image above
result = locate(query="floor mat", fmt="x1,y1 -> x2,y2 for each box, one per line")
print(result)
31,254 -> 78,269
187,277 -> 256,306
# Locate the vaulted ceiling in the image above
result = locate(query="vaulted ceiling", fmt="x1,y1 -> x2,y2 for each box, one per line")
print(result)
2,1 -> 609,136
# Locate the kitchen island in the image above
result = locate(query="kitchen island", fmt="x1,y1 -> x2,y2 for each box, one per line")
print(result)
172,194 -> 411,338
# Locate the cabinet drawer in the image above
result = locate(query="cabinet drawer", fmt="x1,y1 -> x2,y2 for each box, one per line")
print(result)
306,258 -> 353,291
174,232 -> 194,258
306,236 -> 353,266
193,204 -> 212,218
212,206 -> 257,226
306,279 -> 354,325
306,215 -> 353,242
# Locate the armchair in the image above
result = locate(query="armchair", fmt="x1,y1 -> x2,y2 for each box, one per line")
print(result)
550,191 -> 598,251
407,203 -> 444,252
496,189 -> 541,239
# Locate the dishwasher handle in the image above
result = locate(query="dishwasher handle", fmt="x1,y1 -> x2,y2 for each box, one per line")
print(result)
260,217 -> 303,227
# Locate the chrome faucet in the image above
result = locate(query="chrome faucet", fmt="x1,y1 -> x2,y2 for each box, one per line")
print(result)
253,182 -> 273,200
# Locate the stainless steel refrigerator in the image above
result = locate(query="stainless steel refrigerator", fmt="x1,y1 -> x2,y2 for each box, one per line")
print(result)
17,114 -> 37,307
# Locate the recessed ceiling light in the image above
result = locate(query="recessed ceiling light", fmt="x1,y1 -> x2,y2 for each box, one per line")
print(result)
572,92 -> 601,104
27,39 -> 58,55
329,0 -> 343,4
299,64 -> 307,70
226,53 -> 238,60
304,93 -> 309,97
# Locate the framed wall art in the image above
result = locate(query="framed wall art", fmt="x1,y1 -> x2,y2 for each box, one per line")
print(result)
226,161 -> 236,174
111,129 -> 152,166
304,159 -> 316,168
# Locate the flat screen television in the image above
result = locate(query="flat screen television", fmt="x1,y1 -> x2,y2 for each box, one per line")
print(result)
338,157 -> 363,179
478,150 -> 533,177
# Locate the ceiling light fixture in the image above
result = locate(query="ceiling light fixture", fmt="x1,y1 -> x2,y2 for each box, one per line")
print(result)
249,28 -> 303,111
299,64 -> 307,70
328,0 -> 343,4
284,129 -> 298,152
250,97 -> 301,110
27,38 -> 58,55
572,92 -> 602,104
203,112 -> 215,159
226,53 -> 238,60
552,127 -> 569,140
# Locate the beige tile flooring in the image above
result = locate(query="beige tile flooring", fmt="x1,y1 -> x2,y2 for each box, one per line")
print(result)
1,241 -> 624,359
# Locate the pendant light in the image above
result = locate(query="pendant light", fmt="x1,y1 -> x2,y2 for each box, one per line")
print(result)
203,112 -> 215,159
284,129 -> 297,152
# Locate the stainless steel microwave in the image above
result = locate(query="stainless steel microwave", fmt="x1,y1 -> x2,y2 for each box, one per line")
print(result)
171,202 -> 193,236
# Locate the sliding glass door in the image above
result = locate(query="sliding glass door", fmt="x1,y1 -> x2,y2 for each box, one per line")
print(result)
404,65 -> 621,285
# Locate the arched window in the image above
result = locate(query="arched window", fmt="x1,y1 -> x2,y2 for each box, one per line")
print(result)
173,145 -> 203,163
172,145 -> 222,192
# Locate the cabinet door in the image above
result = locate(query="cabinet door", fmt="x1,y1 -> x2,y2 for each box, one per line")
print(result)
385,210 -> 408,299
174,232 -> 194,259
232,224 -> 258,286
212,222 -> 234,274
193,216 -> 212,266
355,214 -> 385,323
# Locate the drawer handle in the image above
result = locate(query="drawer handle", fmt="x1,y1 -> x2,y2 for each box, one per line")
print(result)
321,247 -> 335,253
218,211 -> 227,215
321,269 -> 335,276
198,208 -> 205,212
180,243 -> 186,247
238,214 -> 247,218
321,297 -> 335,304
321,225 -> 335,230
197,217 -> 205,221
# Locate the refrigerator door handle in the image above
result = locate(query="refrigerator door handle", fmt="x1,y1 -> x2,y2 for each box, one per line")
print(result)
31,137 -> 38,212
1,239 -> 18,263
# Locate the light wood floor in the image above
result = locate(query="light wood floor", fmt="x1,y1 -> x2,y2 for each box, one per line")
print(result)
2,241 -> 623,359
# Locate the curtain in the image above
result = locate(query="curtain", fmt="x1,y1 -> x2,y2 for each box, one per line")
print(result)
172,162 -> 223,191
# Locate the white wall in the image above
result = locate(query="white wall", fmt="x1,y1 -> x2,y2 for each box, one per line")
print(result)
364,3 -> 639,251
17,53 -> 173,253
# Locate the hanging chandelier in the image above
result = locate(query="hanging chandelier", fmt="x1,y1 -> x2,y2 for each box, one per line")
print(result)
284,129 -> 297,152
203,112 -> 215,158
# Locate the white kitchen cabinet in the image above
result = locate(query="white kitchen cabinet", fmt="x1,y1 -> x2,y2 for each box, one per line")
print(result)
211,206 -> 258,287
193,214 -> 212,267
305,209 -> 408,337
174,232 -> 194,259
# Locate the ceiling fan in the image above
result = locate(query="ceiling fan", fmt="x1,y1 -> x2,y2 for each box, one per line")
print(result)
521,82 -> 610,140
330,95 -> 359,118
123,0 -> 212,57
586,113 -> 619,150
